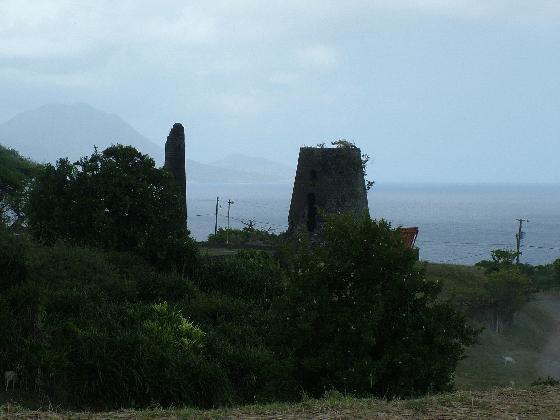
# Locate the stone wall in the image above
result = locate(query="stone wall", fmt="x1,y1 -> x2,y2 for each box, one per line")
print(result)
288,146 -> 369,233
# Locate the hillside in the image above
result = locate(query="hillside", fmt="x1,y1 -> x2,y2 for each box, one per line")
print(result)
0,103 -> 163,164
210,153 -> 294,182
0,104 -> 293,183
426,263 -> 560,390
2,387 -> 559,418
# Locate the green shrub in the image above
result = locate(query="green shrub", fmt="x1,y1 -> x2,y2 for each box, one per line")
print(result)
207,226 -> 279,247
193,251 -> 284,305
0,228 -> 27,290
531,376 -> 560,386
0,144 -> 39,226
483,268 -> 532,332
26,145 -> 197,273
0,212 -> 483,408
0,241 -> 228,408
185,251 -> 293,403
273,214 -> 478,398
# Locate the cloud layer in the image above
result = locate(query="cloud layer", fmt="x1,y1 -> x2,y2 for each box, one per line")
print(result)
1,1 -> 559,182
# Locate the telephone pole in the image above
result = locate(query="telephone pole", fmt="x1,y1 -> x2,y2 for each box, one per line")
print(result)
214,197 -> 219,235
226,199 -> 234,245
515,218 -> 529,264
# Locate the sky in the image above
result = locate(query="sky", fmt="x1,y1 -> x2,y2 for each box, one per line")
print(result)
1,0 -> 559,183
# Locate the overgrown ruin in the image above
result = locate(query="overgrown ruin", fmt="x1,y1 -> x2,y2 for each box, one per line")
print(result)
288,146 -> 369,233
164,123 -> 187,224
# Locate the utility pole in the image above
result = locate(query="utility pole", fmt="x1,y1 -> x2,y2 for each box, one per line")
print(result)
226,199 -> 234,245
214,197 -> 219,235
515,218 -> 529,264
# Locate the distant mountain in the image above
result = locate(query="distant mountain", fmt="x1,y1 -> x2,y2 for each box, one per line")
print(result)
188,159 -> 290,183
0,103 -> 293,184
0,103 -> 164,164
210,153 -> 294,182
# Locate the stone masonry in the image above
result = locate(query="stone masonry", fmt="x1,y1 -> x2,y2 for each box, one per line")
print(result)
164,123 -> 187,223
288,146 -> 369,233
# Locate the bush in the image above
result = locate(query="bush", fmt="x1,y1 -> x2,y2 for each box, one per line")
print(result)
185,251 -> 294,403
193,250 -> 284,305
26,145 -> 197,273
0,240 -> 228,408
0,213 -> 481,407
207,226 -> 279,247
0,144 -> 39,226
273,214 -> 478,398
531,376 -> 560,386
483,268 -> 532,333
0,228 -> 27,290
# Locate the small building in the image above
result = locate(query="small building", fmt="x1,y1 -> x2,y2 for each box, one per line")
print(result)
398,227 -> 419,248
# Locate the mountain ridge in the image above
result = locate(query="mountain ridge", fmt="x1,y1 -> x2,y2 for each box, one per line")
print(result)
0,103 -> 292,184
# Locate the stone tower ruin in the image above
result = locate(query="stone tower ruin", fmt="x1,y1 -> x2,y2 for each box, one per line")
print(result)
164,123 -> 187,223
288,146 -> 369,233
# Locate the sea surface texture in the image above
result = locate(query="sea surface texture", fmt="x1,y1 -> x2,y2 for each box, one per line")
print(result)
188,183 -> 560,265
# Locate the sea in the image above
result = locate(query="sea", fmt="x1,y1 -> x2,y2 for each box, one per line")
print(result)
188,183 -> 560,266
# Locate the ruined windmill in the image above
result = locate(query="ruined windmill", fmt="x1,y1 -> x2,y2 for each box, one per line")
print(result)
288,145 -> 369,233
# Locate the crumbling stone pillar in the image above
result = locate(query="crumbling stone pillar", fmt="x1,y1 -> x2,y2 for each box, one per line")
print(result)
164,123 -> 187,224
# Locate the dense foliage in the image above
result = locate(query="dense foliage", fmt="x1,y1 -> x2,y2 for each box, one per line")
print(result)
186,251 -> 294,403
0,144 -> 480,409
206,226 -> 279,247
0,144 -> 39,226
472,249 -> 533,331
26,145 -> 196,272
0,233 -> 226,407
0,216 -> 479,408
274,215 -> 478,398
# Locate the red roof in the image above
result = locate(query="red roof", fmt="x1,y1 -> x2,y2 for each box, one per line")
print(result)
398,227 -> 419,248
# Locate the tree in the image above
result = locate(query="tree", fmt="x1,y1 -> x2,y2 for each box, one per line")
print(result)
26,145 -> 196,272
0,144 -> 39,227
207,226 -> 279,247
484,268 -> 531,333
274,214 -> 477,398
0,226 -> 27,291
476,248 -> 519,273
475,249 -> 532,332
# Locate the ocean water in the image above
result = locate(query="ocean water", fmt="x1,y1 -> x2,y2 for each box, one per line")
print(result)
188,183 -> 560,266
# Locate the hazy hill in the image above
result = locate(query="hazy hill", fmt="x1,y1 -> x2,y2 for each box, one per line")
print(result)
0,103 -> 293,183
0,103 -> 163,164
188,160 -> 291,183
211,153 -> 294,182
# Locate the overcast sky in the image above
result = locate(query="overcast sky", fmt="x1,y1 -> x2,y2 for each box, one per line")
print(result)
1,1 -> 559,183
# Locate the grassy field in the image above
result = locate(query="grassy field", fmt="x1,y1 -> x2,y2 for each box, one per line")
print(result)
2,386 -> 560,419
426,262 -> 560,390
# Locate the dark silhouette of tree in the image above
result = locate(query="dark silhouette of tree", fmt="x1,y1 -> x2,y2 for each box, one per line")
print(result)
27,144 -> 196,272
275,214 -> 478,397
